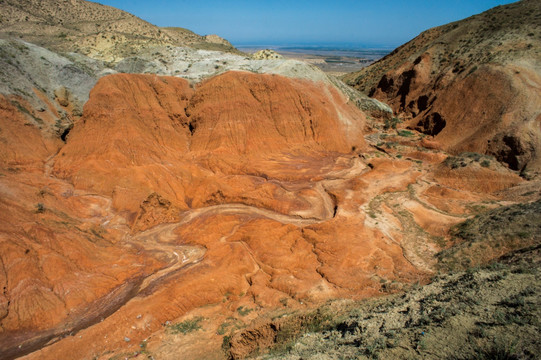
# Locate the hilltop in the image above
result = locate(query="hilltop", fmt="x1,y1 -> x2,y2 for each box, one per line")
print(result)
343,0 -> 541,177
0,0 -> 239,61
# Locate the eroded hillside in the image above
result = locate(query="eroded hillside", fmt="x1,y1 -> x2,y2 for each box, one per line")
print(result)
0,1 -> 539,360
2,66 -> 536,359
343,0 -> 541,177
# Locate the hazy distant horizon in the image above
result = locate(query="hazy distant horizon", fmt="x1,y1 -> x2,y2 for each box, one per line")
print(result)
96,0 -> 517,48
234,43 -> 396,51
235,44 -> 392,61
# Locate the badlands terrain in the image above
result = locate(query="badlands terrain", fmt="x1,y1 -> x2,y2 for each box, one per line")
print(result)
343,0 -> 541,177
0,0 -> 539,359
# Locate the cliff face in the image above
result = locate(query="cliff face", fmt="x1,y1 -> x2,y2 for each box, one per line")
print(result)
344,0 -> 541,176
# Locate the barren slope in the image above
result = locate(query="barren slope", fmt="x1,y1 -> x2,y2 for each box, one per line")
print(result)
0,0 -> 238,61
231,245 -> 541,360
344,0 -> 541,176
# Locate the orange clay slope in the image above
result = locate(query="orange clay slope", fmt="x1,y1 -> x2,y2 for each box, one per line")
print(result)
0,70 -> 528,360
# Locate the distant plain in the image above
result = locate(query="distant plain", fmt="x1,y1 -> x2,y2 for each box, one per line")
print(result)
237,45 -> 390,75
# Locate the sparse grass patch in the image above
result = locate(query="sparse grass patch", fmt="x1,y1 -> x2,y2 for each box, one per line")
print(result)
237,306 -> 253,316
217,318 -> 244,335
467,65 -> 479,76
499,293 -> 525,308
444,152 -> 496,170
221,334 -> 232,354
448,337 -> 520,360
438,200 -> 541,271
365,336 -> 387,357
168,317 -> 203,335
397,129 -> 414,137
384,117 -> 402,130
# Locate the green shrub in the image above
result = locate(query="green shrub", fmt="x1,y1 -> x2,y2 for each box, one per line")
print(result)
222,335 -> 231,353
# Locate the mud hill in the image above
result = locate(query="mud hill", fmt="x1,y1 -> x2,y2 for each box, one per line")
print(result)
343,0 -> 541,177
0,1 -> 539,360
0,0 -> 238,61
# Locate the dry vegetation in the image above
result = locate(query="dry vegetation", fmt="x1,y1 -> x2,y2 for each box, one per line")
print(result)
225,241 -> 541,360
342,0 -> 541,94
0,0 -> 239,61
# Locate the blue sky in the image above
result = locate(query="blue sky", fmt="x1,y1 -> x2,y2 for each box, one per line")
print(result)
96,0 -> 517,48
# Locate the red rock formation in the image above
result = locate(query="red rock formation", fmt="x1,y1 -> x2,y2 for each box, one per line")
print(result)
2,69 -> 533,360
4,71 -> 432,359
0,96 -> 56,168
53,72 -> 366,222
189,71 -> 364,154
0,96 -> 165,359
52,73 -> 194,216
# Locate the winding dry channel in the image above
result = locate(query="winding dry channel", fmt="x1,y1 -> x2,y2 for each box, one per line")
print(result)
4,154 -> 366,360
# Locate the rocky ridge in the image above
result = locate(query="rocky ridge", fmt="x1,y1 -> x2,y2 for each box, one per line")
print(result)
252,49 -> 284,60
0,36 -> 390,158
